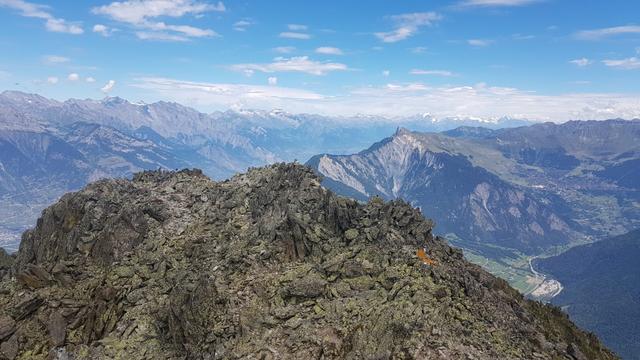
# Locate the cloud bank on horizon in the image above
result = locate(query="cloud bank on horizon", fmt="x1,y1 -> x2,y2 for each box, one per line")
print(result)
0,0 -> 639,121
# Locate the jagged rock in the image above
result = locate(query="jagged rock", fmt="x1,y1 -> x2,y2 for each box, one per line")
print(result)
11,294 -> 43,320
0,250 -> 13,280
568,343 -> 588,360
48,311 -> 66,347
16,264 -> 53,289
0,334 -> 17,360
0,316 -> 15,341
0,164 -> 618,359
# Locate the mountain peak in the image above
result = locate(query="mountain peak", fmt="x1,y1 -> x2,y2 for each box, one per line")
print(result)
1,163 -> 616,359
101,96 -> 129,106
394,126 -> 413,136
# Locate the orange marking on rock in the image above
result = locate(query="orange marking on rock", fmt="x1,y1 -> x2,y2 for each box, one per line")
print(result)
417,248 -> 437,266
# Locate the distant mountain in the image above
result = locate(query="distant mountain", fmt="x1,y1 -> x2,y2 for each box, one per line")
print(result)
0,122 -> 222,252
308,128 -> 581,256
535,229 -> 640,360
0,90 -> 534,251
308,121 -> 640,290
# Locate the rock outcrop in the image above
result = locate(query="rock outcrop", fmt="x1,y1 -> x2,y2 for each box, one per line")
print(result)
0,164 -> 615,359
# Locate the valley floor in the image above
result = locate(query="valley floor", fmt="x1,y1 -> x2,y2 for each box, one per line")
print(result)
446,234 -> 569,300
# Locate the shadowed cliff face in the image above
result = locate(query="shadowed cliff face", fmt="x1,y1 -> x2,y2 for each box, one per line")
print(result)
0,164 -> 615,359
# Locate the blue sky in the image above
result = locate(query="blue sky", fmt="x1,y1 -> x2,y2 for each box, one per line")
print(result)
0,0 -> 639,120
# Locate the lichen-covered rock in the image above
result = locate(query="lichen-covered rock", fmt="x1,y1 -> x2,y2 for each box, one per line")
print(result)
0,164 -> 617,359
0,249 -> 13,280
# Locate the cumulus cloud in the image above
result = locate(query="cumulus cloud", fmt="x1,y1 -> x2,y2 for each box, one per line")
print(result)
233,20 -> 252,32
279,32 -> 311,40
101,80 -> 116,93
67,73 -> 79,81
230,56 -> 349,76
268,76 -> 278,85
0,0 -> 83,34
569,58 -> 592,67
410,69 -> 456,76
93,24 -> 117,36
131,76 -> 640,121
315,47 -> 343,55
575,25 -> 640,40
92,0 -> 223,41
46,76 -> 58,84
86,77 -> 96,83
375,12 -> 442,43
603,57 -> 640,70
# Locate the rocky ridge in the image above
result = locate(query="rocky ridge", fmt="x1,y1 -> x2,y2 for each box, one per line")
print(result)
0,163 -> 615,359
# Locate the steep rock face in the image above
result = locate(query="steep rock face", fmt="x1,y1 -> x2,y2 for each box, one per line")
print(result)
0,164 -> 615,359
308,130 -> 577,255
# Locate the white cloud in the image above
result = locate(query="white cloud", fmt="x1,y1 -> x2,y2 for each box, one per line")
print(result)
0,0 -> 83,34
411,46 -> 428,54
136,31 -> 190,41
43,55 -> 70,64
468,39 -> 493,47
569,58 -> 592,67
132,77 -> 324,111
273,46 -> 295,54
46,76 -> 58,84
575,25 -> 640,40
93,24 -> 116,36
233,20 -> 252,32
603,57 -> 640,70
375,12 -> 442,43
268,76 -> 278,85
86,77 -> 96,83
288,24 -> 307,31
101,80 -> 116,93
456,0 -> 541,7
92,0 -> 223,41
230,56 -> 349,76
46,18 -> 83,34
410,69 -> 456,76
315,46 -> 343,55
132,77 -> 640,121
382,70 -> 390,77
67,73 -> 79,81
279,32 -> 311,40
512,33 -> 535,40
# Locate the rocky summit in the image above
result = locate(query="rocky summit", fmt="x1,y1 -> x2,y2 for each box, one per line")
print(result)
0,163 -> 614,359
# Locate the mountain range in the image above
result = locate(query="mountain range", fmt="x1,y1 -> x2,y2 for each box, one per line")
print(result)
308,122 -> 640,293
0,90 -> 532,252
